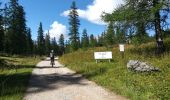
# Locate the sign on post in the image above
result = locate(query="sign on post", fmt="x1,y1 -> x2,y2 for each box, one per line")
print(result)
119,44 -> 125,58
119,44 -> 125,52
94,51 -> 112,63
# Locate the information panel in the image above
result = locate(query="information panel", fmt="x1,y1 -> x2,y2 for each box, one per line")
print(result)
94,52 -> 112,59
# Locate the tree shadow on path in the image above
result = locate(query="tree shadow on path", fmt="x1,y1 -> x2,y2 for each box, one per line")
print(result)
26,72 -> 88,94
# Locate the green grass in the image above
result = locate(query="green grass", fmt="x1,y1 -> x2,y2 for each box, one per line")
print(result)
59,40 -> 170,100
0,56 -> 41,100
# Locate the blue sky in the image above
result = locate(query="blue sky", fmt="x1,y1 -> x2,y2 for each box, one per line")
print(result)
20,0 -> 102,40
2,0 -> 124,41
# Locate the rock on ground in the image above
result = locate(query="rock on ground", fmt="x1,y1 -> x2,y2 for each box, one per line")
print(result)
127,60 -> 160,72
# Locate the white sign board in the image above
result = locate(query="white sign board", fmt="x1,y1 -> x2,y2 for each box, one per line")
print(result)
119,44 -> 125,52
94,52 -> 112,59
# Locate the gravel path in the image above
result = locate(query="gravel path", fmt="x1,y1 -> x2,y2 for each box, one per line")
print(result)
23,58 -> 127,100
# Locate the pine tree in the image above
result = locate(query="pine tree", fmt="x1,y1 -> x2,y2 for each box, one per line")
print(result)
45,31 -> 51,55
103,0 -> 169,54
89,34 -> 97,47
98,32 -> 106,46
0,7 -> 4,52
6,0 -> 27,54
59,34 -> 65,55
51,37 -> 59,56
3,4 -> 10,53
37,22 -> 45,56
3,4 -> 9,32
68,1 -> 80,51
26,28 -> 33,54
105,22 -> 115,46
32,40 -> 38,55
81,29 -> 89,49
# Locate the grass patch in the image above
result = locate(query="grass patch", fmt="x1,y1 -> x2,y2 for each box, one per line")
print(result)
0,56 -> 41,100
59,40 -> 170,100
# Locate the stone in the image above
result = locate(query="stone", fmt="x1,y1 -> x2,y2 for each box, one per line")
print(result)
127,60 -> 160,72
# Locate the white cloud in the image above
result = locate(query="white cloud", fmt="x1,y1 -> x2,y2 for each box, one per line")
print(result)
45,21 -> 68,41
61,0 -> 124,25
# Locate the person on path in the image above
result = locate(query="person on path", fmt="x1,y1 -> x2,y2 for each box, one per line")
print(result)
50,50 -> 55,66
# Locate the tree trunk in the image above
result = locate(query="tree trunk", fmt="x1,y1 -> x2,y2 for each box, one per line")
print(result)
154,0 -> 164,55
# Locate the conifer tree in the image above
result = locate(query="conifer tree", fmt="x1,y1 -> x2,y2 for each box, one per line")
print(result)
0,8 -> 4,52
5,0 -> 27,54
37,22 -> 45,56
81,29 -> 89,49
68,1 -> 80,51
98,32 -> 105,46
45,31 -> 51,55
105,22 -> 115,46
89,34 -> 97,47
26,28 -> 33,54
51,37 -> 59,55
59,34 -> 65,55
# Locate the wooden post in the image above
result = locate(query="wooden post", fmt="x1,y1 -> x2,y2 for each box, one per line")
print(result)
119,44 -> 125,59
121,51 -> 124,58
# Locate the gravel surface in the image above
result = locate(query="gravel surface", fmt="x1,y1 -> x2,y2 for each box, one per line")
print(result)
23,58 -> 127,100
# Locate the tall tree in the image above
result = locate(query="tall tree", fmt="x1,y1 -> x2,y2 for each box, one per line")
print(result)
0,4 -> 4,52
59,34 -> 65,55
103,0 -> 170,54
5,0 -> 27,54
152,0 -> 169,54
45,31 -> 51,55
32,40 -> 38,55
37,22 -> 45,56
3,4 -> 9,32
26,28 -> 33,54
105,21 -> 115,46
89,34 -> 97,47
51,37 -> 59,55
98,32 -> 106,46
68,1 -> 80,51
81,29 -> 89,49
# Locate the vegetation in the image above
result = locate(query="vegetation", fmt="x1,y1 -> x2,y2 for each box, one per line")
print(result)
103,0 -> 170,54
0,0 -> 169,99
59,34 -> 65,55
3,0 -> 28,54
60,39 -> 170,100
105,21 -> 115,46
37,22 -> 45,56
68,1 -> 80,51
0,0 -> 64,56
45,31 -> 51,55
0,56 -> 41,100
81,29 -> 89,49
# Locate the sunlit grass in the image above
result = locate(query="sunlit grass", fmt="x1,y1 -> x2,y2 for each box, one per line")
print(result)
60,40 -> 170,100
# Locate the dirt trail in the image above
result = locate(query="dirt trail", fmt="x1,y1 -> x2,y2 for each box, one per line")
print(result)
23,58 -> 127,100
